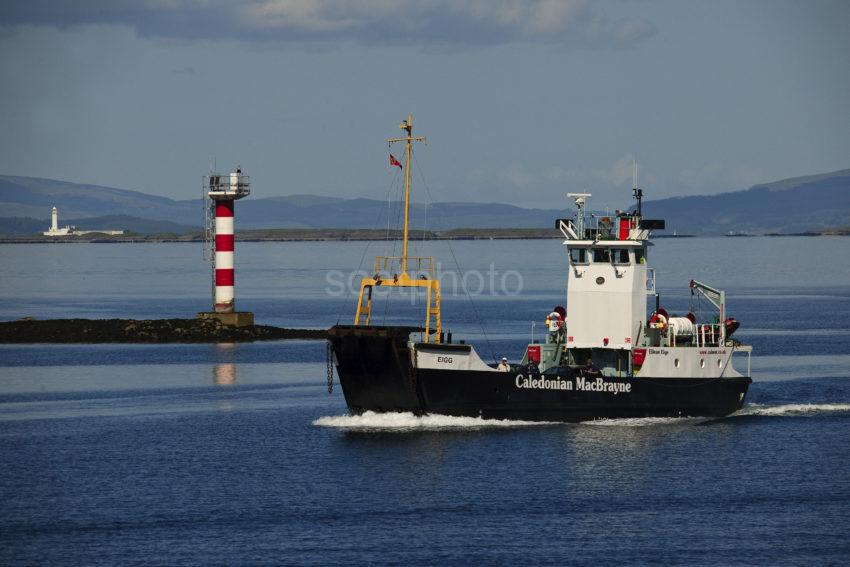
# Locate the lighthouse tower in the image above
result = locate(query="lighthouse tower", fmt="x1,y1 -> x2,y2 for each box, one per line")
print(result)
197,168 -> 254,327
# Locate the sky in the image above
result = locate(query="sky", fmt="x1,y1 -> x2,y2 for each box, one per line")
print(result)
0,0 -> 848,209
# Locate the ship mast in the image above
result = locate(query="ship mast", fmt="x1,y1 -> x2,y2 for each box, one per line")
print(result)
388,114 -> 426,274
352,115 -> 441,343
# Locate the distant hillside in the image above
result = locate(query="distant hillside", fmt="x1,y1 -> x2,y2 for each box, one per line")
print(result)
641,169 -> 850,235
0,175 -> 197,223
0,174 -> 571,233
235,197 -> 570,230
1,169 -> 848,236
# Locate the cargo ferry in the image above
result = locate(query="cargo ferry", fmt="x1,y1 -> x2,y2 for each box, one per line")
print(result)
327,116 -> 752,422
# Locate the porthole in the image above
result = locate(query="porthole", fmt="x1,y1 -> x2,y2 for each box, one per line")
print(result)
674,358 -> 680,368
717,359 -> 722,368
700,359 -> 706,368
596,276 -> 605,285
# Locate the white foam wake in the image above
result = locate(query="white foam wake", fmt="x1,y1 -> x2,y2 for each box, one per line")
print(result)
314,404 -> 850,430
313,411 -> 549,430
581,416 -> 713,427
737,403 -> 850,417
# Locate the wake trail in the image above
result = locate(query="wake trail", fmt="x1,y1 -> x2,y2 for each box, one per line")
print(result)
581,416 -> 712,427
736,403 -> 850,417
314,403 -> 850,430
313,411 -> 550,430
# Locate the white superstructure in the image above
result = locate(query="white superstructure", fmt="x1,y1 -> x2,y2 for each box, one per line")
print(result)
539,190 -> 751,379
559,194 -> 651,351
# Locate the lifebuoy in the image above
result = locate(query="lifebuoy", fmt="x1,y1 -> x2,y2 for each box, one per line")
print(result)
648,308 -> 668,331
546,311 -> 564,332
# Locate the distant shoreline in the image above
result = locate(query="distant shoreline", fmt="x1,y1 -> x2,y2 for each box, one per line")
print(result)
0,226 -> 847,244
0,318 -> 326,343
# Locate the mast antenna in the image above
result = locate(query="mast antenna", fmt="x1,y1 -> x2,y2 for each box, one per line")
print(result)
632,156 -> 643,217
387,113 -> 426,274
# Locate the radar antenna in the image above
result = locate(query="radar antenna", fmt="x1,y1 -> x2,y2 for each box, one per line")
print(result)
567,192 -> 592,237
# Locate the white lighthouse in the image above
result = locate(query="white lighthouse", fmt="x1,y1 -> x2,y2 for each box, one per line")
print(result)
43,206 -> 72,236
197,168 -> 254,327
42,206 -> 124,237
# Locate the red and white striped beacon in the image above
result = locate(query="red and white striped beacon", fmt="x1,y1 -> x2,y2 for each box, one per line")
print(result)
198,168 -> 253,327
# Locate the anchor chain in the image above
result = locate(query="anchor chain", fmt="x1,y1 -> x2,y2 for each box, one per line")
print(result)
326,341 -> 334,394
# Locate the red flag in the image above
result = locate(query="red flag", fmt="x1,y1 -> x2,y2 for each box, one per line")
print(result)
389,154 -> 402,169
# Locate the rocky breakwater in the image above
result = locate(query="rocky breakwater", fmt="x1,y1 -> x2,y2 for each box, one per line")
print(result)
0,318 -> 327,343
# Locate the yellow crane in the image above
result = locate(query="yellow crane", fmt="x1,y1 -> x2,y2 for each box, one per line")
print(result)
353,115 -> 442,343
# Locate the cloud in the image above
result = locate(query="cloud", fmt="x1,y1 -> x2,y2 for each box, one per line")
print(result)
461,154 -> 651,208
171,66 -> 196,75
544,154 -> 644,189
0,1 -> 656,48
677,162 -> 769,194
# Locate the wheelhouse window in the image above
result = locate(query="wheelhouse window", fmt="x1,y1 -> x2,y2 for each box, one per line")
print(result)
612,248 -> 630,265
635,248 -> 646,264
569,248 -> 588,264
592,248 -> 611,263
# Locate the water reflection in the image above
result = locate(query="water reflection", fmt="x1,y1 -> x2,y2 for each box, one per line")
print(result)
213,343 -> 237,386
213,363 -> 236,386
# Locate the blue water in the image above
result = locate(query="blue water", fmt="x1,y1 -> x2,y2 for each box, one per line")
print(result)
1,238 -> 850,565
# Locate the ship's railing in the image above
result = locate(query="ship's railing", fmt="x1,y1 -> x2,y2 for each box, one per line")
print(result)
557,218 -> 579,240
372,256 -> 435,279
648,322 -> 725,348
585,215 -> 624,240
666,323 -> 725,348
577,214 -> 654,241
697,324 -> 720,348
733,345 -> 753,377
559,214 -> 646,241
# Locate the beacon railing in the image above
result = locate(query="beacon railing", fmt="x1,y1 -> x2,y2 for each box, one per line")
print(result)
206,174 -> 251,197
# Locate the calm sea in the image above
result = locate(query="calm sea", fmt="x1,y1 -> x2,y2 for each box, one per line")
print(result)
1,237 -> 849,565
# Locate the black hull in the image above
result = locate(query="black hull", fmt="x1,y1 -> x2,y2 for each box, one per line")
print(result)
328,325 -> 751,423
328,325 -> 423,413
416,370 -> 750,422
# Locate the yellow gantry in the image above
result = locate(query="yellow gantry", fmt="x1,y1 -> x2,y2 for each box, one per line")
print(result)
354,115 -> 442,343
